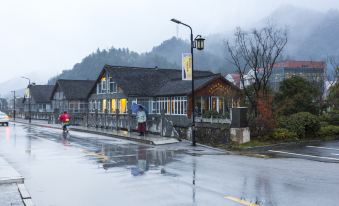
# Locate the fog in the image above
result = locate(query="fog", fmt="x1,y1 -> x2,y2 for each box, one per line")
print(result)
0,0 -> 339,85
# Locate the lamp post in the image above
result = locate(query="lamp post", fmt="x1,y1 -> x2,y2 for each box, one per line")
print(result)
11,90 -> 16,121
21,76 -> 31,123
170,18 -> 205,146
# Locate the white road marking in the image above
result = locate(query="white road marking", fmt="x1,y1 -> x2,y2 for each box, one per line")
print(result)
268,150 -> 339,161
306,145 -> 339,151
331,153 -> 339,156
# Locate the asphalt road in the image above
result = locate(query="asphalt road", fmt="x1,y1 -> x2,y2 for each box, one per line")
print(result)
0,123 -> 339,206
266,141 -> 339,163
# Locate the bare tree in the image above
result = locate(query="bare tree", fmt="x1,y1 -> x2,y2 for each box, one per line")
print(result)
226,24 -> 287,117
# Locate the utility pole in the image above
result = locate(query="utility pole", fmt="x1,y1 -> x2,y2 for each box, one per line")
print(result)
11,90 -> 16,121
21,76 -> 31,123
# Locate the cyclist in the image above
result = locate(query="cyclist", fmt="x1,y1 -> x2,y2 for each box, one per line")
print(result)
58,111 -> 71,133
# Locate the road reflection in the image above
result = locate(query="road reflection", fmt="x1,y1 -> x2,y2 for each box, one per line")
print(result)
5,126 -> 10,142
25,127 -> 32,154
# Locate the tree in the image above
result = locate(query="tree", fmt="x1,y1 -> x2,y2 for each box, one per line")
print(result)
226,24 -> 288,118
274,76 -> 320,116
327,83 -> 339,110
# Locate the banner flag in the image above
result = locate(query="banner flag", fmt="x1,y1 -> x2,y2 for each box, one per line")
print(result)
182,53 -> 192,80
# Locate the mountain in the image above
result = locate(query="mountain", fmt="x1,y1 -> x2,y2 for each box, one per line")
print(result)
0,72 -> 50,98
295,9 -> 339,59
48,47 -> 177,83
49,5 -> 339,83
260,5 -> 339,60
48,37 -> 233,84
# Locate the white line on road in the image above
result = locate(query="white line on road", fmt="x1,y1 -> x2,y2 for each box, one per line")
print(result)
268,150 -> 339,161
306,146 -> 339,151
331,153 -> 339,156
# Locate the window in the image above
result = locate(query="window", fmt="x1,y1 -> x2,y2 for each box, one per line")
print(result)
97,100 -> 101,113
170,96 -> 187,115
101,77 -> 107,93
102,99 -> 107,112
156,97 -> 187,115
97,76 -> 108,94
79,102 -> 87,112
111,99 -> 117,113
109,78 -> 117,93
119,98 -> 127,113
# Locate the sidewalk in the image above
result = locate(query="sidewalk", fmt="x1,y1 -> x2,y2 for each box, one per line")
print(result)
14,119 -> 179,145
0,157 -> 34,206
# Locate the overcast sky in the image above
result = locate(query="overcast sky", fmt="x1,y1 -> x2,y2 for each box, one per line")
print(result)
1,0 -> 339,84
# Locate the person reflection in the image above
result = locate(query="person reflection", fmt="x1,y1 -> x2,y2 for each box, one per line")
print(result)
131,145 -> 148,176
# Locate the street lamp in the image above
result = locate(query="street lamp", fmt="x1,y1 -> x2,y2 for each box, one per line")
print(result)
21,76 -> 31,123
170,18 -> 205,146
11,90 -> 16,121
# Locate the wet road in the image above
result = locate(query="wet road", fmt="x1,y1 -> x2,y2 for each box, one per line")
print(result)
266,141 -> 339,163
1,123 -> 339,206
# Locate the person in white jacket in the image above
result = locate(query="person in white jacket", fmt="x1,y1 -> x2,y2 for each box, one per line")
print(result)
136,106 -> 147,136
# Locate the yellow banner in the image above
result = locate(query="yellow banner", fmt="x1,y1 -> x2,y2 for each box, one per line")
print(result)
182,53 -> 192,80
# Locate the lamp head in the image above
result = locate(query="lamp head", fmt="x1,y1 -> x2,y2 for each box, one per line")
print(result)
194,35 -> 205,50
170,18 -> 181,24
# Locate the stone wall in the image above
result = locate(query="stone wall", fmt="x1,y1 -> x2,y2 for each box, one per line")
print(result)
195,122 -> 230,145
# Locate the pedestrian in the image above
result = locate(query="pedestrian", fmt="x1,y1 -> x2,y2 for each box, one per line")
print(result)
58,111 -> 71,132
136,106 -> 147,136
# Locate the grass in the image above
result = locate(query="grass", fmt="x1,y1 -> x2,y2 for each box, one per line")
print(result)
227,139 -> 275,150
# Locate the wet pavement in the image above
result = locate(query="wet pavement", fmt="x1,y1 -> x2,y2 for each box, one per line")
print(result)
1,123 -> 339,206
0,183 -> 24,206
263,141 -> 339,163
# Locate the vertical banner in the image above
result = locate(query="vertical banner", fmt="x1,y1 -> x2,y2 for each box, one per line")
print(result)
24,88 -> 30,98
182,53 -> 192,80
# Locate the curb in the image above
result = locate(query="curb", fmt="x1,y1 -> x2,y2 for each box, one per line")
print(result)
0,157 -> 34,206
17,183 -> 35,206
0,177 -> 24,184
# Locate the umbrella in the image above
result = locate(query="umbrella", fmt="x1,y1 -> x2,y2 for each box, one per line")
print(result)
131,103 -> 148,114
131,103 -> 140,113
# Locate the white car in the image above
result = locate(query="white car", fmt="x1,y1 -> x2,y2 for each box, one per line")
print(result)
0,112 -> 9,126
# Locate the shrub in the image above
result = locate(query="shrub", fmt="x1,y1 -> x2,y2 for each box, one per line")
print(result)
328,110 -> 339,126
320,121 -> 329,127
278,112 -> 320,139
318,125 -> 339,137
319,111 -> 339,126
249,116 -> 274,138
271,128 -> 298,141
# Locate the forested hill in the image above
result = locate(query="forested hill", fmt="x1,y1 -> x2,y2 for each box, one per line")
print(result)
48,37 -> 231,84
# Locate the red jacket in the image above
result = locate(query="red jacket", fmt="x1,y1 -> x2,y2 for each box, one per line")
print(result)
59,113 -> 71,123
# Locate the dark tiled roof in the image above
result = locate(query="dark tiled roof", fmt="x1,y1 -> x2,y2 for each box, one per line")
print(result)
103,65 -> 215,96
29,85 -> 54,103
54,79 -> 96,100
156,75 -> 219,96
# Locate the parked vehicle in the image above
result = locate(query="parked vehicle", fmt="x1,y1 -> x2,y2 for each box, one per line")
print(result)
0,112 -> 9,126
